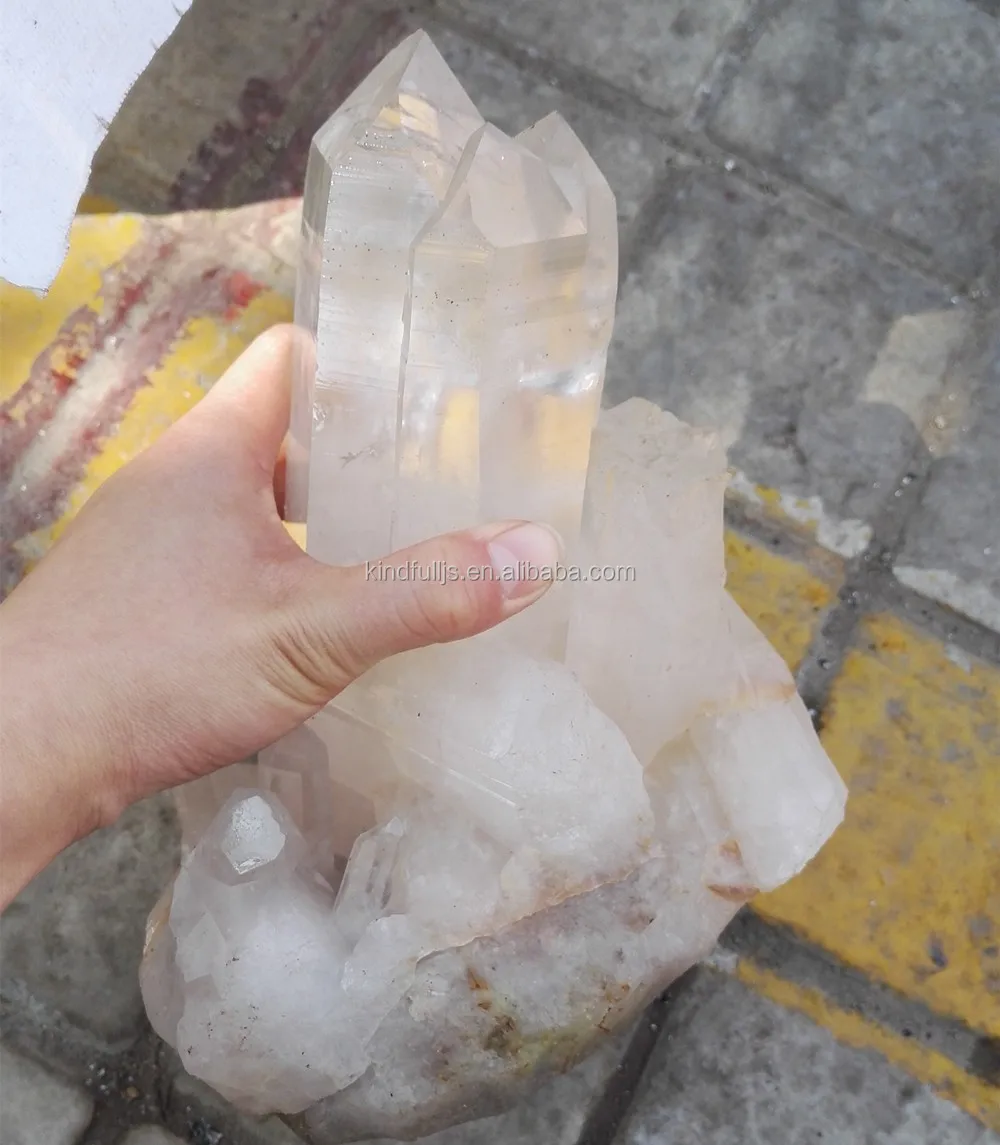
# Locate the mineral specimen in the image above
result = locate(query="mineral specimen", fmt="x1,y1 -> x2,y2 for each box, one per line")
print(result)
141,29 -> 847,1143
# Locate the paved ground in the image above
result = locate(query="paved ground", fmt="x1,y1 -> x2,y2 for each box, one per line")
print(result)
1,0 -> 998,1141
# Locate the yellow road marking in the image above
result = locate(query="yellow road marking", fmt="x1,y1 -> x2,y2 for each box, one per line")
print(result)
724,531 -> 840,671
756,613 -> 1000,1037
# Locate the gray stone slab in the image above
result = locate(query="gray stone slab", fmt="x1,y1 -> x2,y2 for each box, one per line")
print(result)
895,314 -> 1000,631
620,969 -> 998,1145
432,25 -> 673,230
608,164 -> 952,554
710,0 -> 1000,285
119,1127 -> 186,1145
1,796 -> 179,1050
170,1027 -> 628,1145
171,1074 -> 307,1145
0,1044 -> 94,1145
87,0 -> 366,208
452,0 -> 750,116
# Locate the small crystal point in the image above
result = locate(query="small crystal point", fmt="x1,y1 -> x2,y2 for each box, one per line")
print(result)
517,110 -> 618,351
143,33 -> 846,1139
568,396 -> 732,762
217,792 -> 291,876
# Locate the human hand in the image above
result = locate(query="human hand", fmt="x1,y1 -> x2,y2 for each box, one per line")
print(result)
0,324 -> 561,904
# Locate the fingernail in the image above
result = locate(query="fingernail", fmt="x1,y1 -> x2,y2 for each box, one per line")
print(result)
482,521 -> 564,601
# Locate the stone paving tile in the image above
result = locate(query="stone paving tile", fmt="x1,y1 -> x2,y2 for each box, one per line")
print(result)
451,0 -> 750,115
709,0 -> 1000,286
0,796 -> 179,1050
171,1074 -> 305,1145
0,1044 -> 94,1145
620,969 -> 999,1145
895,315 -> 1000,631
119,1127 -> 186,1145
734,958 -> 1000,1134
608,164 -> 949,555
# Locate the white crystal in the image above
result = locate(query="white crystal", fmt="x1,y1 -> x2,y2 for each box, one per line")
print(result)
217,793 -> 290,875
142,30 -> 846,1142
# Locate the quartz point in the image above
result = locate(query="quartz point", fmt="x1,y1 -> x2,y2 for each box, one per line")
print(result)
141,30 -> 847,1142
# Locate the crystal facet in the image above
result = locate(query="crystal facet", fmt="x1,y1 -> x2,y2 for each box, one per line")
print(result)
142,30 -> 846,1142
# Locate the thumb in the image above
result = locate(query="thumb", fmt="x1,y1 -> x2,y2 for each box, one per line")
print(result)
270,520 -> 564,701
174,323 -> 298,468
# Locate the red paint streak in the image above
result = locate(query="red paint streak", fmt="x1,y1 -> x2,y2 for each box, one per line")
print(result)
112,276 -> 152,323
0,239 -> 176,487
168,70 -> 286,208
1,303 -> 95,468
1,252 -> 271,596
223,270 -> 264,319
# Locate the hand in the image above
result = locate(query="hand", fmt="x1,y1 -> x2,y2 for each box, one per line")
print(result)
0,325 -> 561,905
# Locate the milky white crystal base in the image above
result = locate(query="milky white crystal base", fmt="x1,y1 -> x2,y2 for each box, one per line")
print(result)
142,397 -> 846,1142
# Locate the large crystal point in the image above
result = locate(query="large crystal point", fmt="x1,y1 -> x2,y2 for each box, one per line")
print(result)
287,31 -> 485,561
142,30 -> 846,1143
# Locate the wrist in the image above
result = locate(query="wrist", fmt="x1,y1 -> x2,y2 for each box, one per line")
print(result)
0,590 -> 126,906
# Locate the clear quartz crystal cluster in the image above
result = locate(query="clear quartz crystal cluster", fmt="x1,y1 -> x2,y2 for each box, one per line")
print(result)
140,31 -> 847,1143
